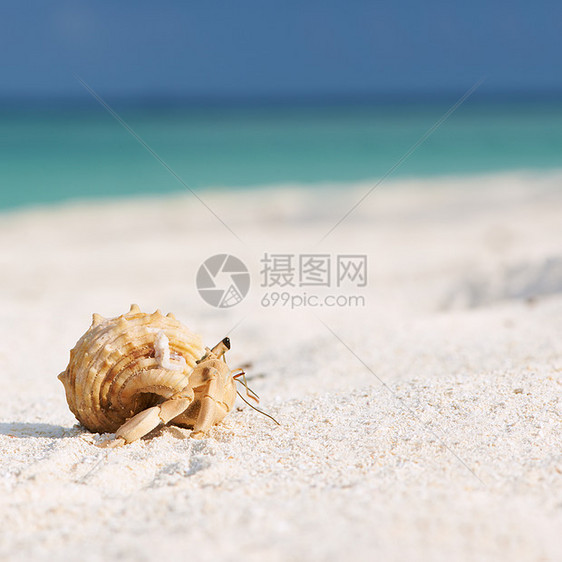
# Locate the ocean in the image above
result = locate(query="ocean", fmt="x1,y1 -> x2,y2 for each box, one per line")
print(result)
1,98 -> 561,209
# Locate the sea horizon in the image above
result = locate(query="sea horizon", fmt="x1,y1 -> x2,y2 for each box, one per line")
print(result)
2,95 -> 562,210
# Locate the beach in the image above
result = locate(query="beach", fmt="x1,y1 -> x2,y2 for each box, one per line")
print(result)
1,171 -> 561,561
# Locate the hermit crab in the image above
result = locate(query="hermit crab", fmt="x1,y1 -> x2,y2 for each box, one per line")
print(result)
58,304 -> 275,445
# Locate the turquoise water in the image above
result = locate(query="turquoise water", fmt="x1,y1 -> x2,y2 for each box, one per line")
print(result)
1,99 -> 561,209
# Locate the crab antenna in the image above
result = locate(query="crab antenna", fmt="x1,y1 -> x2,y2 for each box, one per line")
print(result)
236,390 -> 280,426
233,369 -> 259,402
211,337 -> 230,358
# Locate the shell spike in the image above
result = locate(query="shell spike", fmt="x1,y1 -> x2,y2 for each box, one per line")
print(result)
153,309 -> 163,318
91,313 -> 104,327
129,304 -> 141,314
166,312 -> 176,320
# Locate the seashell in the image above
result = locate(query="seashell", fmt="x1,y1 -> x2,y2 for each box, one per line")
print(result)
58,304 -> 204,435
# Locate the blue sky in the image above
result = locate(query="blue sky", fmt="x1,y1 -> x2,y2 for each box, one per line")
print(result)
1,1 -> 561,99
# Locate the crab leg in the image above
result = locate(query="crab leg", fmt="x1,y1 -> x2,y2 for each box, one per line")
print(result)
103,389 -> 194,446
191,377 -> 229,439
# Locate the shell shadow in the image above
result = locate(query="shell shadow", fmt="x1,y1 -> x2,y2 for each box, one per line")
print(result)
0,422 -> 81,439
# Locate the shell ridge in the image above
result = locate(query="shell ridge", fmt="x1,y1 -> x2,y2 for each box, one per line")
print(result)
86,322 -> 167,428
60,308 -> 204,433
116,366 -> 189,407
72,321 -> 126,427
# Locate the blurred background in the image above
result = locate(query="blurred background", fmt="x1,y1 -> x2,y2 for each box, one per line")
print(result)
0,0 -> 561,209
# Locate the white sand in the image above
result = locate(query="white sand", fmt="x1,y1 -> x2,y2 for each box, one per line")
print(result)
0,172 -> 561,561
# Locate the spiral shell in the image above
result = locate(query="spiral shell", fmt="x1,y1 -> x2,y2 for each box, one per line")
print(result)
58,304 -> 204,433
